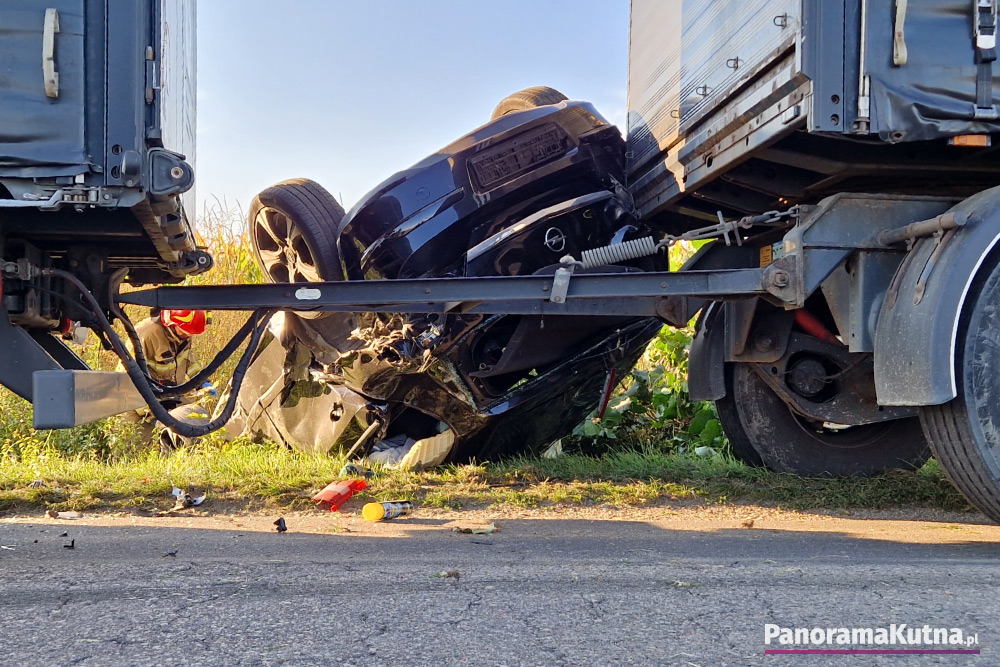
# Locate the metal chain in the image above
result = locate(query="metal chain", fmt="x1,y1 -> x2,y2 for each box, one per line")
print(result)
656,206 -> 801,250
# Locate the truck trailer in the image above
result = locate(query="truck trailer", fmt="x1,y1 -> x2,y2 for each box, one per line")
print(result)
6,1 -> 1000,522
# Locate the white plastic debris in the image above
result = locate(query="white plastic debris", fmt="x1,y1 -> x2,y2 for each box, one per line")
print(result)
171,487 -> 206,510
366,428 -> 455,469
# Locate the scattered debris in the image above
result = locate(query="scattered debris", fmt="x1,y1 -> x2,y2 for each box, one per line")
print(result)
274,517 -> 288,533
673,580 -> 696,588
63,540 -> 75,550
0,546 -> 14,551
45,510 -> 83,520
362,501 -> 414,522
340,463 -> 373,479
27,480 -> 47,489
163,549 -> 178,558
430,570 -> 461,579
452,522 -> 499,535
58,532 -> 68,538
171,487 -> 206,511
542,440 -> 563,459
367,430 -> 455,469
741,519 -> 756,529
311,479 -> 367,511
366,434 -> 416,466
469,539 -> 493,546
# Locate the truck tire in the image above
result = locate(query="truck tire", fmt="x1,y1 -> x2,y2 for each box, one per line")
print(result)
920,252 -> 1000,522
717,363 -> 929,477
715,364 -> 765,467
249,179 -> 345,319
490,86 -> 568,121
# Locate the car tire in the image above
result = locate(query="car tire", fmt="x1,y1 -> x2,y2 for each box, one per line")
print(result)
490,86 -> 569,121
920,252 -> 1000,522
249,178 -> 345,319
717,363 -> 930,477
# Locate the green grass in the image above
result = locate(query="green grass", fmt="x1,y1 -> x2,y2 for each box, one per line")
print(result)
0,438 -> 972,515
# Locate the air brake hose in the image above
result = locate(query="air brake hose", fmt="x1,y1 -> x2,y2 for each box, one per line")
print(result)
42,268 -> 274,438
145,313 -> 264,398
116,310 -> 273,438
108,270 -> 266,398
107,268 -> 160,386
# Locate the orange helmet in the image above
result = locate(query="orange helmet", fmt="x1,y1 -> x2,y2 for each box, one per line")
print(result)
160,309 -> 207,336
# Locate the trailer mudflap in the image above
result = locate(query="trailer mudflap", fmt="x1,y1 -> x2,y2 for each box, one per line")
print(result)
875,185 -> 1000,406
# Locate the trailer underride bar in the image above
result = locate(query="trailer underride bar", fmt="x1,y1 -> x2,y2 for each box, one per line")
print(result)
118,268 -> 770,316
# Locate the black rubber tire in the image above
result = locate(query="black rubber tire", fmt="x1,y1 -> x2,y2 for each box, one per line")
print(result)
490,86 -> 569,121
715,364 -> 766,467
717,363 -> 930,477
249,179 -> 345,320
920,252 -> 1000,522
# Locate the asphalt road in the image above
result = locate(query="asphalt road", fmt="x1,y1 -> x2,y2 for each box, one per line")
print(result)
0,506 -> 997,666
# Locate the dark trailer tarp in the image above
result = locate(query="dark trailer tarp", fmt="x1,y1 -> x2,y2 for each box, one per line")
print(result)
0,1 -> 88,177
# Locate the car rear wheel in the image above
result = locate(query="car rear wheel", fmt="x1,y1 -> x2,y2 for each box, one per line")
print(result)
249,178 -> 345,319
717,362 -> 929,476
490,86 -> 568,120
920,252 -> 1000,522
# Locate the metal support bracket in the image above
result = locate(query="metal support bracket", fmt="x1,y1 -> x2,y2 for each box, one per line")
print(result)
550,257 -> 576,304
33,371 -> 145,429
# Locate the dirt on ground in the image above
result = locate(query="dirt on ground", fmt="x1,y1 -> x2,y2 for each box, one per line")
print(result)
3,502 -> 996,545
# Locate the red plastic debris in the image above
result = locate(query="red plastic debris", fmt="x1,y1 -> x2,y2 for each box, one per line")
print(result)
311,479 -> 367,512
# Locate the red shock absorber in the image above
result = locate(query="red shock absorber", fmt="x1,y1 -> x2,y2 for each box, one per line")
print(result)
793,309 -> 844,347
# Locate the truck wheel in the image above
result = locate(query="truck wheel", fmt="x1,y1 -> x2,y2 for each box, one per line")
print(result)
717,363 -> 929,476
714,364 -> 765,467
249,179 -> 345,318
920,253 -> 1000,522
490,86 -> 568,120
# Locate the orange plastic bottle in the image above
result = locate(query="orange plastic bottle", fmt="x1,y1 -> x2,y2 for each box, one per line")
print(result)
311,479 -> 367,511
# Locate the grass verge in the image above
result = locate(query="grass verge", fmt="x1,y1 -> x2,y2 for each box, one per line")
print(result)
0,440 -> 972,515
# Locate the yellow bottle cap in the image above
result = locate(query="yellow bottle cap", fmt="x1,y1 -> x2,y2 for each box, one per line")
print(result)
362,502 -> 386,522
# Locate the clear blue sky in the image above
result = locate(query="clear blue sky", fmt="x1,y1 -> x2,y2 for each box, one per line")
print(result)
195,0 -> 630,218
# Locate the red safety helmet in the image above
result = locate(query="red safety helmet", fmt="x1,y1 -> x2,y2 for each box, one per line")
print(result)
160,309 -> 207,336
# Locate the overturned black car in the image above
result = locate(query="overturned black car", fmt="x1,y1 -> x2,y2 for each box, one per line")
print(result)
223,88 -> 665,464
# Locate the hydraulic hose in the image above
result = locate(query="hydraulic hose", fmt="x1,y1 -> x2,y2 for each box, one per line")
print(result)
42,268 -> 275,438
